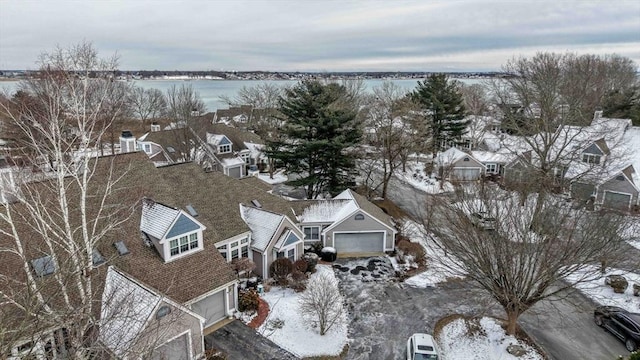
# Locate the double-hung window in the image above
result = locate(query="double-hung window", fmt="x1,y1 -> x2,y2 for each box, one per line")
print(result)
170,232 -> 199,257
219,144 -> 231,154
219,237 -> 250,262
303,226 -> 320,241
582,153 -> 600,164
486,164 -> 497,174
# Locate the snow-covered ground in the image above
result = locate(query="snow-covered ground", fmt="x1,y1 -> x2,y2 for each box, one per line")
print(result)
258,265 -> 348,358
398,220 -> 466,288
623,215 -> 640,251
437,317 -> 543,360
257,170 -> 288,185
565,266 -> 640,312
396,162 -> 455,194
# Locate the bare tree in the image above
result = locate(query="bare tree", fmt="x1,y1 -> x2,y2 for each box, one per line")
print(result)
165,84 -> 206,162
488,52 -> 634,224
362,81 -> 417,198
460,83 -> 490,116
0,42 -> 164,359
299,272 -> 345,336
426,184 -> 628,336
128,86 -> 167,130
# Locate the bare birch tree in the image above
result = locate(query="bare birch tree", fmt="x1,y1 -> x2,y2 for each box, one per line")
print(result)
299,272 -> 345,336
0,42 -> 160,359
426,184 -> 628,336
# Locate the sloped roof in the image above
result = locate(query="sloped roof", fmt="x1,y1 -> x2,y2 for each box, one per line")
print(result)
100,267 -> 161,357
241,204 -> 284,252
140,200 -> 181,239
296,199 -> 357,223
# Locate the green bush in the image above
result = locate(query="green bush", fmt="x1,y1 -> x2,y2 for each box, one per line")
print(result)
238,289 -> 259,312
270,258 -> 293,285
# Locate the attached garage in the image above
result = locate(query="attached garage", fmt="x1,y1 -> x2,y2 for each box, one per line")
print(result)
334,232 -> 385,254
451,168 -> 482,181
152,333 -> 190,360
603,191 -> 631,210
227,166 -> 242,179
191,291 -> 226,328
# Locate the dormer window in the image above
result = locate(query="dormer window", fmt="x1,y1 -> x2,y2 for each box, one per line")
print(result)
219,144 -> 231,154
582,153 -> 600,165
169,232 -> 199,257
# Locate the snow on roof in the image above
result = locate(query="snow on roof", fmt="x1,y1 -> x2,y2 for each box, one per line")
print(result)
206,133 -> 225,145
333,189 -> 354,200
221,157 -> 245,167
470,151 -> 511,164
140,199 -> 180,239
435,147 -> 471,165
99,267 -> 161,358
298,199 -> 359,223
621,126 -> 640,185
244,142 -> 265,158
241,204 -> 284,252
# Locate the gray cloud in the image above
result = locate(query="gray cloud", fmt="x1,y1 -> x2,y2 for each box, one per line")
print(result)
1,0 -> 639,71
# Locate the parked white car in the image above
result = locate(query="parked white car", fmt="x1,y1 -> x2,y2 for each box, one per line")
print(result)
407,333 -> 439,360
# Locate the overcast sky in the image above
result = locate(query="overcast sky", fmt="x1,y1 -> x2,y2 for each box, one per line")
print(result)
1,0 -> 639,72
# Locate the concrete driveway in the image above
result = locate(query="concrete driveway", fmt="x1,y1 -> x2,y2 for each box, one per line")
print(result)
205,320 -> 298,360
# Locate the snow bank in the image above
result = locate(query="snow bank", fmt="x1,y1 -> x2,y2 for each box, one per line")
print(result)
437,317 -> 543,360
257,171 -> 288,185
396,163 -> 455,194
565,266 -> 640,312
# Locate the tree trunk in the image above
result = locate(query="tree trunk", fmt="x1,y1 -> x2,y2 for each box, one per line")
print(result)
506,308 -> 520,336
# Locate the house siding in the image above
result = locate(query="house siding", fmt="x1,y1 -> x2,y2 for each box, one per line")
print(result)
452,157 -> 484,169
571,182 -> 596,200
260,218 -> 304,278
596,176 -> 639,208
325,211 -> 393,250
135,300 -> 204,360
253,252 -> 264,278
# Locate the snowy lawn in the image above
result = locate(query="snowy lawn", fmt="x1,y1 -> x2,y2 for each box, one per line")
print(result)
398,220 -> 466,288
396,162 -> 455,194
565,265 -> 640,312
258,265 -> 348,358
437,317 -> 543,360
623,215 -> 640,251
257,170 -> 288,185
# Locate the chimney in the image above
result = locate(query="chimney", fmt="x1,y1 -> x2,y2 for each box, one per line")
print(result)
119,130 -> 137,153
150,122 -> 160,132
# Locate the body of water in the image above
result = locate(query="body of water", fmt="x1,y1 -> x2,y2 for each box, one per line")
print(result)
1,78 -> 485,112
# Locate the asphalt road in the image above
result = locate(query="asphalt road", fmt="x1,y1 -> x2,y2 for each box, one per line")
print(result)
379,172 -> 633,360
205,320 -> 298,360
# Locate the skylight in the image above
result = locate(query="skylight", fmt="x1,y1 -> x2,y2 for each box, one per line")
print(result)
92,249 -> 106,266
31,255 -> 57,276
186,204 -> 198,217
114,241 -> 130,256
251,199 -> 262,208
167,146 -> 175,153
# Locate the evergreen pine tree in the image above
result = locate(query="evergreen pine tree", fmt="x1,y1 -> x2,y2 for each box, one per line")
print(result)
412,73 -> 468,154
267,80 -> 362,199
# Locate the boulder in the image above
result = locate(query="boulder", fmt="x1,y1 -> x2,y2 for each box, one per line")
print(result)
506,344 -> 527,357
605,274 -> 628,294
633,283 -> 640,297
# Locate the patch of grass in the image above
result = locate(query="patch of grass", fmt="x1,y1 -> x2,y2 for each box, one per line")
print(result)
302,343 -> 349,360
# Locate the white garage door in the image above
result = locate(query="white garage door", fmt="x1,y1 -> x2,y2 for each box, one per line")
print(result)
191,291 -> 225,327
152,333 -> 189,360
603,191 -> 631,210
451,168 -> 481,181
334,232 -> 384,254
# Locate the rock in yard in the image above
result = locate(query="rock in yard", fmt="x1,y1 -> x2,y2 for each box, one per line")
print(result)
506,344 -> 527,357
605,274 -> 628,294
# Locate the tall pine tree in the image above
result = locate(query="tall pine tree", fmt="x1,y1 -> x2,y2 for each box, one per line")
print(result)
267,80 -> 362,199
412,73 -> 468,155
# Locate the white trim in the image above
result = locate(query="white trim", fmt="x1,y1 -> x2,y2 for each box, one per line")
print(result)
164,230 -> 204,263
153,329 -> 193,360
322,208 -> 395,236
185,279 -> 238,306
601,190 -> 633,209
158,210 -> 207,244
333,230 -> 388,252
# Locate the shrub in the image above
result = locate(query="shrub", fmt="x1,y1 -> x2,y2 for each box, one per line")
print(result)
605,274 -> 628,294
294,259 -> 309,273
238,289 -> 259,312
205,349 -> 228,360
396,239 -> 426,266
303,253 -> 319,273
231,258 -> 256,275
270,258 -> 293,285
289,269 -> 307,292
